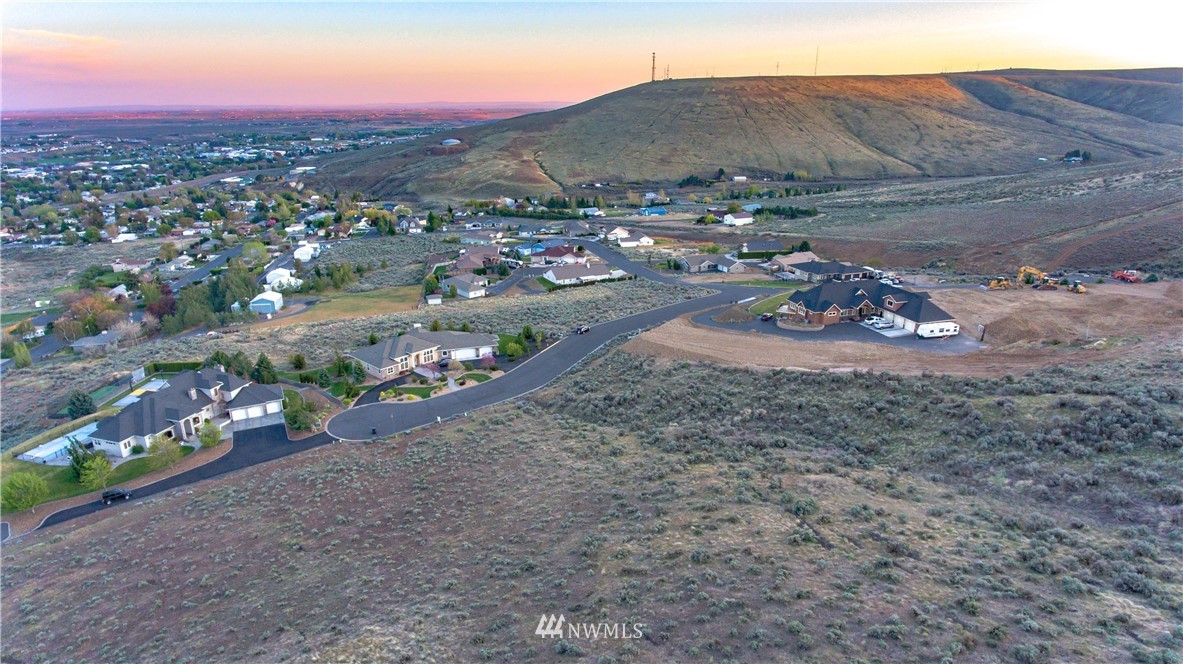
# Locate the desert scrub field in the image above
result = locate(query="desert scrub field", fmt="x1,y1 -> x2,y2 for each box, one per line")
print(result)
0,279 -> 711,447
316,235 -> 454,290
3,349 -> 1180,662
1,238 -> 173,306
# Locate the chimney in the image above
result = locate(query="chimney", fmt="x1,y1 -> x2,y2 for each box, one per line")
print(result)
188,388 -> 197,401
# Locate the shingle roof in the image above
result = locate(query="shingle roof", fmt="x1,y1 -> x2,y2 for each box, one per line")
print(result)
90,369 -> 255,443
350,331 -> 497,370
792,260 -> 870,275
680,255 -> 718,269
546,263 -> 612,281
788,280 -> 955,324
228,383 -> 284,409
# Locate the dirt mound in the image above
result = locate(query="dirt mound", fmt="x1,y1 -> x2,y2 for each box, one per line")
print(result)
985,312 -> 1080,345
712,305 -> 755,323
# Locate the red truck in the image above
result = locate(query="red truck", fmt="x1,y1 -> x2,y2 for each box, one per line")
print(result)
1112,270 -> 1143,283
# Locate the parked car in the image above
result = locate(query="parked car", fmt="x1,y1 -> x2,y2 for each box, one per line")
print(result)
862,316 -> 884,326
760,313 -> 774,321
575,326 -> 591,335
873,321 -> 895,330
438,358 -> 451,368
102,488 -> 133,505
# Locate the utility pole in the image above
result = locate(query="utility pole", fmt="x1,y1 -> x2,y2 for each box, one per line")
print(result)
776,61 -> 780,76
651,52 -> 656,82
814,47 -> 819,76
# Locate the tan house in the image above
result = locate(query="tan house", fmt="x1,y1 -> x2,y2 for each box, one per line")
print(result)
350,331 -> 498,379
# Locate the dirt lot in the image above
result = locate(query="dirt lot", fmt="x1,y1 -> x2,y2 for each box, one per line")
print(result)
624,282 -> 1183,376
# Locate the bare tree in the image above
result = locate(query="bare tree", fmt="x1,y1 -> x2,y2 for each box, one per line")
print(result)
111,319 -> 142,345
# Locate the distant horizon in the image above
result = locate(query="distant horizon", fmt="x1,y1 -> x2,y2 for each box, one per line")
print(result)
4,1 -> 1177,111
4,65 -> 1178,115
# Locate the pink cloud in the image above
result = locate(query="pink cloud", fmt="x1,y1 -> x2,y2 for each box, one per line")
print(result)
3,29 -> 119,82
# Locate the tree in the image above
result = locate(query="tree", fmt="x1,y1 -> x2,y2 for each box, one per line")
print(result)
252,353 -> 278,384
67,389 -> 97,419
521,324 -> 534,340
111,319 -> 142,345
149,434 -> 184,469
368,332 -> 379,345
461,322 -> 472,332
797,240 -> 811,252
448,284 -> 457,298
290,353 -> 307,370
241,241 -> 268,266
351,361 -> 366,383
703,244 -> 722,255
79,454 -> 114,491
11,341 -> 31,369
67,438 -> 100,481
230,350 -> 252,377
506,342 -> 525,360
2,473 -> 48,513
430,318 -> 443,332
196,420 -> 223,447
141,281 -> 162,305
316,369 -> 332,388
83,227 -> 101,243
423,275 -> 439,295
159,242 -> 179,262
480,354 -> 497,369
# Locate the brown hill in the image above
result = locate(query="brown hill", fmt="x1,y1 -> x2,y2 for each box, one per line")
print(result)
315,69 -> 1181,199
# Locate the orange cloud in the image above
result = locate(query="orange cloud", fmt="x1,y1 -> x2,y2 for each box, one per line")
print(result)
3,29 -> 119,81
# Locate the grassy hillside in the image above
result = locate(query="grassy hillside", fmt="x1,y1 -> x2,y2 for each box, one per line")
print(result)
3,349 -> 1180,662
315,69 -> 1181,199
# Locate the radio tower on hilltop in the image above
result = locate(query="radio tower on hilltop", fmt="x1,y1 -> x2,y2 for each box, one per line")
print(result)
651,52 -> 656,82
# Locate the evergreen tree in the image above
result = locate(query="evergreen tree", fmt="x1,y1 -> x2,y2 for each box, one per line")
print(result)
67,390 -> 97,419
251,353 -> 277,384
430,318 -> 443,332
290,353 -> 307,370
230,351 -> 252,377
11,341 -> 31,369
79,454 -> 114,490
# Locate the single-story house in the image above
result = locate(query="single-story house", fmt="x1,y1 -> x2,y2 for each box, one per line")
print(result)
723,212 -> 754,226
638,206 -> 667,216
678,255 -> 719,273
779,279 -> 959,337
425,292 -> 443,306
111,258 -> 154,274
293,244 -> 320,262
603,226 -> 630,241
21,311 -> 56,340
564,220 -> 595,236
740,240 -> 788,254
712,256 -> 748,273
532,246 -> 586,266
249,291 -> 284,315
441,273 -> 489,299
544,263 -> 615,286
162,256 -> 193,271
350,331 -> 498,379
460,231 -> 501,245
71,330 -> 119,356
106,284 -> 130,300
88,369 -> 283,458
578,207 -> 606,217
787,260 -> 875,283
618,234 -> 654,248
768,251 -> 821,273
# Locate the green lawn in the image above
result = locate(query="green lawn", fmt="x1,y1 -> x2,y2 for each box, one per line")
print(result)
748,290 -> 800,315
1,446 -> 195,513
397,385 -> 439,399
535,277 -> 557,290
460,372 -> 492,383
497,333 -> 519,354
1,308 -> 60,326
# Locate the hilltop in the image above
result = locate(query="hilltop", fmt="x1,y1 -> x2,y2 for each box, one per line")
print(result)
315,68 -> 1181,199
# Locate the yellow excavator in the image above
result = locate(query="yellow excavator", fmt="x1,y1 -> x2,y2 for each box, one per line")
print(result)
1018,266 -> 1059,290
984,277 -> 1014,290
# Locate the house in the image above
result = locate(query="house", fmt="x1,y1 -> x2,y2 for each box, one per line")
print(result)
460,231 -> 501,245
780,279 -> 959,337
71,330 -> 119,356
350,331 -> 498,379
678,255 -> 719,273
722,212 -> 754,226
768,251 -> 821,273
578,207 -> 605,217
617,234 -> 654,248
112,258 -> 153,274
106,284 -> 130,300
248,291 -> 284,315
533,245 -> 586,265
638,206 -> 667,216
162,255 -> 193,271
425,292 -> 443,306
787,260 -> 875,283
88,369 -> 284,458
603,226 -> 630,241
111,233 -> 138,243
544,263 -> 615,286
265,268 -> 303,290
21,311 -> 56,340
441,273 -> 488,299
712,256 -> 748,273
564,219 -> 595,236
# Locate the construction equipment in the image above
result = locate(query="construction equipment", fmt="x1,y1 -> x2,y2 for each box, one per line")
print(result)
1018,265 -> 1059,289
1112,270 -> 1143,283
983,277 -> 1014,290
1068,280 -> 1087,294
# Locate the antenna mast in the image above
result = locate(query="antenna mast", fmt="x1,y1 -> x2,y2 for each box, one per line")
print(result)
814,47 -> 819,76
651,52 -> 656,82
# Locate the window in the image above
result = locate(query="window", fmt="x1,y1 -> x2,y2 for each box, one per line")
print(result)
826,311 -> 837,316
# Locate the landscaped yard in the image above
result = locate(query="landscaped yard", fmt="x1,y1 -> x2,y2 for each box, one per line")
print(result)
0,446 -> 195,512
748,289 -> 801,315
460,372 -> 492,383
396,385 -> 439,399
253,286 -> 421,328
497,333 -> 518,354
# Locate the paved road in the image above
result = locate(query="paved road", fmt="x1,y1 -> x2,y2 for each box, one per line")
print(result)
31,426 -> 333,532
170,244 -> 245,291
101,167 -> 291,205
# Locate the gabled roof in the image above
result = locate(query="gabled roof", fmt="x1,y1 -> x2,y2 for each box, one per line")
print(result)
546,263 -> 612,281
743,240 -> 788,252
787,279 -> 955,324
350,331 -> 498,370
538,245 -> 580,257
91,369 -> 254,443
228,383 -> 284,409
443,273 -> 487,286
792,260 -> 870,276
680,254 -> 718,269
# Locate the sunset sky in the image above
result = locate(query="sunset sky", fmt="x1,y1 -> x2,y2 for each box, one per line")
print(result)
3,1 -> 1178,111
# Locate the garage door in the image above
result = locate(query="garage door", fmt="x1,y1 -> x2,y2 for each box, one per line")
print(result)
452,347 -> 478,361
247,405 -> 265,419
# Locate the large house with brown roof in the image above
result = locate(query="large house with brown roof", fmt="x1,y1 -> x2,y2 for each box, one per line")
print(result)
780,280 -> 960,337
785,260 -> 875,283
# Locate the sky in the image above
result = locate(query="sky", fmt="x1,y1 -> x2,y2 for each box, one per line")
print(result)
2,1 -> 1179,111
